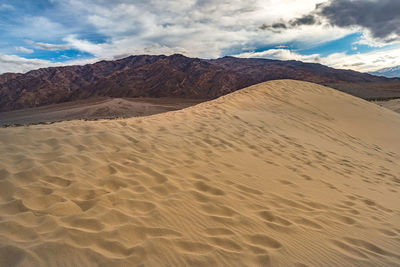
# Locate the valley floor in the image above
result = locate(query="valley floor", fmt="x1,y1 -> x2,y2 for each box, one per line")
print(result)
0,97 -> 203,127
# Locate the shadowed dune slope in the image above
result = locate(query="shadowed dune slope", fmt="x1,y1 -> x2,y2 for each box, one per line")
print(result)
375,99 -> 400,114
0,80 -> 400,266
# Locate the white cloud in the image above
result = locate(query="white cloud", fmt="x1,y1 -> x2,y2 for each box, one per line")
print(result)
1,0 -> 399,73
34,42 -> 72,51
59,0 -> 339,59
0,54 -> 61,73
235,49 -> 321,62
353,34 -> 387,48
321,47 -> 400,72
0,4 -> 14,10
234,46 -> 400,72
14,46 -> 34,54
0,53 -> 104,74
17,17 -> 68,40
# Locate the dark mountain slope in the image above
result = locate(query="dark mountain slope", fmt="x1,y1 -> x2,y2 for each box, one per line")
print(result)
1,54 -> 399,111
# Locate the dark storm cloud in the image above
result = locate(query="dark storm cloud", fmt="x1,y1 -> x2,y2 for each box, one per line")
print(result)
262,0 -> 400,42
259,22 -> 286,31
290,14 -> 318,27
319,0 -> 400,40
259,14 -> 319,32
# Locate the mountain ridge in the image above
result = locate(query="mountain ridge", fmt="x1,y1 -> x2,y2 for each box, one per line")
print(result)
1,54 -> 400,112
370,66 -> 400,78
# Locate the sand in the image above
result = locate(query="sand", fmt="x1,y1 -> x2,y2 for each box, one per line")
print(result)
374,98 -> 400,114
0,80 -> 399,266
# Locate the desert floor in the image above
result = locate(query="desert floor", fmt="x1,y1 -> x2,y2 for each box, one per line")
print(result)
0,97 -> 203,127
0,80 -> 399,266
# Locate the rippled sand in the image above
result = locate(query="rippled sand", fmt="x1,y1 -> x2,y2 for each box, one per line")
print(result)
0,80 -> 399,266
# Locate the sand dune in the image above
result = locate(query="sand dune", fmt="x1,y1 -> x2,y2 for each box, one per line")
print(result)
0,80 -> 400,266
375,99 -> 400,114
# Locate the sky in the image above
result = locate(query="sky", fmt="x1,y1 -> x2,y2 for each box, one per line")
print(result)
0,0 -> 399,74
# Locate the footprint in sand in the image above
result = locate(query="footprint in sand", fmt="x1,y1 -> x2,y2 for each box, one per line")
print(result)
208,237 -> 243,252
245,234 -> 282,249
234,184 -> 263,195
204,227 -> 235,236
40,176 -> 72,187
200,203 -> 237,217
174,240 -> 213,254
293,217 -> 324,230
193,181 -> 225,196
329,239 -> 369,260
62,217 -> 105,232
257,210 -> 292,226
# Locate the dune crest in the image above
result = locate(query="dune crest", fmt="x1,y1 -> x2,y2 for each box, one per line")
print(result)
0,80 -> 400,266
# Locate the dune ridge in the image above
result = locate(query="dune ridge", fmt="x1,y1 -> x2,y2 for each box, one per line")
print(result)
0,80 -> 400,266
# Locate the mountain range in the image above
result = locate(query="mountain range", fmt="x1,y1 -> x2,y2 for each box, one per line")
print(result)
1,54 -> 400,112
370,66 -> 400,78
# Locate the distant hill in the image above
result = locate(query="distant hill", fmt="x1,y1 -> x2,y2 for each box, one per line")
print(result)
1,54 -> 400,112
370,66 -> 400,78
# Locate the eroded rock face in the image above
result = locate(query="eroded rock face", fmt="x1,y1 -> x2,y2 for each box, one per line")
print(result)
1,54 -> 400,111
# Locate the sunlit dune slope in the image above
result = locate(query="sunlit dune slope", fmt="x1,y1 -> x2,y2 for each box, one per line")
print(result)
0,80 -> 399,266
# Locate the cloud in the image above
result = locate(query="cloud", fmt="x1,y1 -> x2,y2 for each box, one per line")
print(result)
59,0 -> 335,59
1,16 -> 71,45
15,46 -> 34,54
0,0 -> 347,65
34,42 -> 72,51
318,0 -> 400,42
261,14 -> 320,32
0,54 -> 60,73
234,46 -> 400,72
322,47 -> 400,72
262,0 -> 400,45
0,0 -> 398,74
0,53 -> 103,74
235,49 -> 321,62
0,4 -> 14,10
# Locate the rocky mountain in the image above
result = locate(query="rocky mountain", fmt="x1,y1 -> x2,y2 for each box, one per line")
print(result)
370,66 -> 400,78
1,54 -> 400,112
